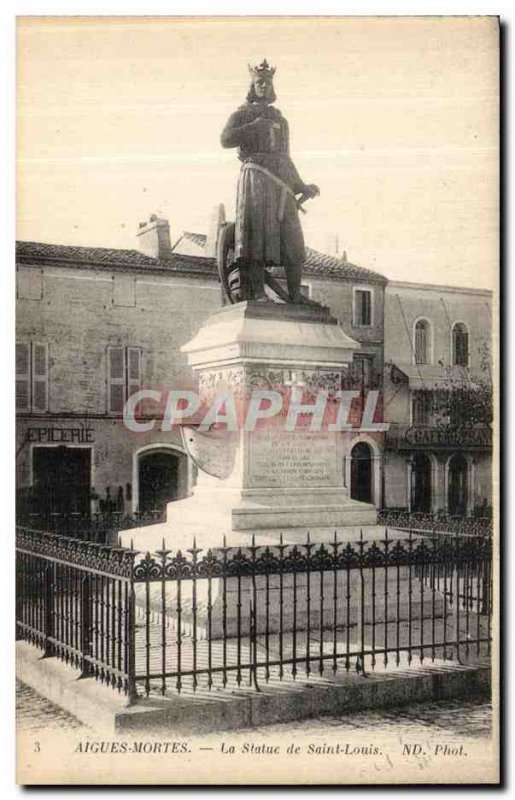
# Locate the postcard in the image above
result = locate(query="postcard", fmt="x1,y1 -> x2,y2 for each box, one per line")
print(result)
15,15 -> 499,785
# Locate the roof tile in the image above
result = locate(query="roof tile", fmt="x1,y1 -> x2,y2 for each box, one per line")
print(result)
16,236 -> 386,283
177,232 -> 386,283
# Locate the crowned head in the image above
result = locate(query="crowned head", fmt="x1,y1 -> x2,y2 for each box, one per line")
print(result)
247,59 -> 277,104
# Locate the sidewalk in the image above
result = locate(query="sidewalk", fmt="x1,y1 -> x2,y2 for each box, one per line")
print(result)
17,639 -> 490,735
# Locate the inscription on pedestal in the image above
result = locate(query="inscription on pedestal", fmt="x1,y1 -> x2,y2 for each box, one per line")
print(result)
249,429 -> 339,488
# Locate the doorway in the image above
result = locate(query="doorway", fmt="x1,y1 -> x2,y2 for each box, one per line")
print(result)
448,453 -> 468,517
32,446 -> 91,516
138,450 -> 181,514
350,442 -> 373,503
410,453 -> 432,513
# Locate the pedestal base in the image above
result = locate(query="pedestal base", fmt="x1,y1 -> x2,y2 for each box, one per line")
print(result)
119,487 -> 377,551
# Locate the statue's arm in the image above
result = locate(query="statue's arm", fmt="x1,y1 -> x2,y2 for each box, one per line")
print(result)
221,110 -> 257,148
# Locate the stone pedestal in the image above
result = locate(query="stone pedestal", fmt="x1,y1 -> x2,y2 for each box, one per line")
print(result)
121,301 -> 377,553
121,301 -> 385,639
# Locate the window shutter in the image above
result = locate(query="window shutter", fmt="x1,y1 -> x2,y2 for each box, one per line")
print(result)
113,275 -> 136,307
108,346 -> 125,414
17,268 -> 43,300
354,290 -> 372,326
362,291 -> 371,325
16,342 -> 30,412
412,393 -> 430,426
31,342 -> 48,412
453,326 -> 469,367
462,331 -> 469,365
415,322 -> 427,365
354,291 -> 361,325
127,347 -> 141,399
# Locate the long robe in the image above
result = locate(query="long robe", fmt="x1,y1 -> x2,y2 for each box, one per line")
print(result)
221,102 -> 306,269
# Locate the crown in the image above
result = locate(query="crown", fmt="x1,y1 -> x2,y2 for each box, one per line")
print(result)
248,58 -> 276,78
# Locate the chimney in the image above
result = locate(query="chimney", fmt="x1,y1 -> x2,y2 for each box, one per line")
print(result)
137,214 -> 172,259
342,250 -> 348,264
204,203 -> 226,258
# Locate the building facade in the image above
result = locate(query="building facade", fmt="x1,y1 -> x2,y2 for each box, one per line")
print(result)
16,215 -> 387,519
383,281 -> 493,517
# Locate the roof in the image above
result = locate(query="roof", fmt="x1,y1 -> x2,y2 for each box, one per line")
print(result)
387,280 -> 492,297
304,246 -> 385,282
16,241 -> 216,277
176,232 -> 386,283
16,236 -> 386,284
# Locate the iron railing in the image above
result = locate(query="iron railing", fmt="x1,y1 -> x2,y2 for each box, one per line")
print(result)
378,509 -> 492,537
16,511 -> 165,543
16,527 -> 492,703
16,527 -> 138,697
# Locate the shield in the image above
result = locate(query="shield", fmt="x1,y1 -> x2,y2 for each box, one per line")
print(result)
180,425 -> 238,480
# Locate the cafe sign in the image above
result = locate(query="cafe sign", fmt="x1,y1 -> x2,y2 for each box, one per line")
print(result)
403,425 -> 491,449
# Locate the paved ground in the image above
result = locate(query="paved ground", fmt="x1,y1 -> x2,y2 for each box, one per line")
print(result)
16,680 -> 491,740
16,680 -> 87,733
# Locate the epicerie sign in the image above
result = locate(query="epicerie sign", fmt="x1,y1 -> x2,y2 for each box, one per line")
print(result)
26,426 -> 95,444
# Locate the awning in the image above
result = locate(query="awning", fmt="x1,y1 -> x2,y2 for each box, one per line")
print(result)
390,363 -> 481,391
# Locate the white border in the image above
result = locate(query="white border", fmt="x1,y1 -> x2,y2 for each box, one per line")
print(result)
3,4 -> 508,797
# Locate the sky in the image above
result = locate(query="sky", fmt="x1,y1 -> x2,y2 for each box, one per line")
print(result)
16,15 -> 498,288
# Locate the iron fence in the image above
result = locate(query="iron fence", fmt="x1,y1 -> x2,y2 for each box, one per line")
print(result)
378,509 -> 492,537
16,527 -> 138,697
16,511 -> 165,543
16,526 -> 492,703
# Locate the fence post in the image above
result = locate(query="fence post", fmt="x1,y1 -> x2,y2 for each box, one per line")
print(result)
452,535 -> 461,664
126,577 -> 138,705
80,572 -> 92,678
15,549 -> 23,641
481,541 -> 490,616
356,531 -> 367,676
43,562 -> 54,658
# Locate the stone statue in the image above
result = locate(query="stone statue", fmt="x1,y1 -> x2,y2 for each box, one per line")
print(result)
219,59 -> 320,305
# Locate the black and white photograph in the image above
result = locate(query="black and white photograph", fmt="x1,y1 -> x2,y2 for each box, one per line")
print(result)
13,14 -> 499,785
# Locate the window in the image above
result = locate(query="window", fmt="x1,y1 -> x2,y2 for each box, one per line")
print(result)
412,392 -> 432,426
453,323 -> 469,367
16,341 -> 48,412
17,268 -> 43,300
414,319 -> 430,365
107,346 -> 141,414
112,275 -> 136,307
352,354 -> 374,386
353,289 -> 372,326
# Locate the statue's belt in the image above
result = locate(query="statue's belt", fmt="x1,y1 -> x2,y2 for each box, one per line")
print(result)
241,161 -> 295,222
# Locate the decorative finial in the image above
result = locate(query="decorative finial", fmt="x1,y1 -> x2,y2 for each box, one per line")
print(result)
248,58 -> 276,78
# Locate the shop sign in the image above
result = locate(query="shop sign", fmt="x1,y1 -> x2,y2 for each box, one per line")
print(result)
404,425 -> 491,448
25,426 -> 95,444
